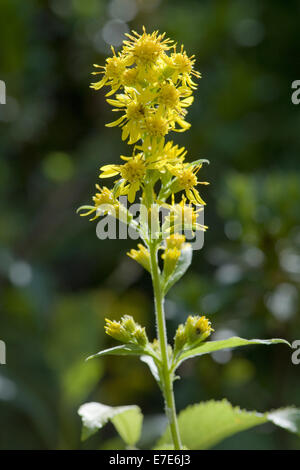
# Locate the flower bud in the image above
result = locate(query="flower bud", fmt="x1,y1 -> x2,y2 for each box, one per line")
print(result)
134,326 -> 148,347
165,234 -> 186,250
185,315 -> 213,345
104,318 -> 132,343
174,324 -> 187,355
173,315 -> 213,355
104,315 -> 149,348
127,244 -> 151,272
122,314 -> 137,333
162,247 -> 181,277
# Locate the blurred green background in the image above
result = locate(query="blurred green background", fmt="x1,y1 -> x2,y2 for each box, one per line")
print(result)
0,0 -> 299,450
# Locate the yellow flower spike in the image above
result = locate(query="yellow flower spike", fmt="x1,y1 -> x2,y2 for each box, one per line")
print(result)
127,243 -> 151,272
79,28 -> 210,451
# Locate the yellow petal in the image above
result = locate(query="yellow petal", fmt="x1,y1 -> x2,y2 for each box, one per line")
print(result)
106,115 -> 126,127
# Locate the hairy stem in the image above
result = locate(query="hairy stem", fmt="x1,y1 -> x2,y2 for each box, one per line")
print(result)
149,242 -> 182,450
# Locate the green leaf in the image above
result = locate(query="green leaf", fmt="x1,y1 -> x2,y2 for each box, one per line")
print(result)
157,399 -> 267,450
153,444 -> 189,450
78,401 -> 143,445
174,336 -> 290,369
140,355 -> 161,386
163,244 -> 193,295
188,158 -> 210,167
157,400 -> 300,449
111,408 -> 143,446
87,344 -> 145,361
268,408 -> 300,436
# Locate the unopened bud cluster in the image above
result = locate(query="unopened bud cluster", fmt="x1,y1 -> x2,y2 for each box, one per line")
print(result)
174,315 -> 214,355
105,315 -> 148,347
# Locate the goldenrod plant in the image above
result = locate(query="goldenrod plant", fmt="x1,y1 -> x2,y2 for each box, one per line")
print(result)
77,29 -> 299,450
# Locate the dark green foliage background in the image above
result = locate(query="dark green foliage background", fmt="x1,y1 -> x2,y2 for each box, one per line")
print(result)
0,0 -> 299,449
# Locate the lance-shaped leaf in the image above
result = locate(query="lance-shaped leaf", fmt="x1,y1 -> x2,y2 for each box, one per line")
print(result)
88,346 -> 162,387
87,344 -> 146,361
187,158 -> 210,167
163,244 -> 193,295
156,399 -> 300,450
173,336 -> 290,369
78,401 -> 143,444
140,355 -> 162,387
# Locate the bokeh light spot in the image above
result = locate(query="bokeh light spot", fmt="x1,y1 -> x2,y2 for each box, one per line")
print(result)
108,0 -> 138,22
102,20 -> 129,47
42,152 -> 74,182
9,261 -> 32,287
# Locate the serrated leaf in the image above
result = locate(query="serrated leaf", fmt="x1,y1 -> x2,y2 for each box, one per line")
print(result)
111,408 -> 143,446
163,244 -> 193,295
87,344 -> 144,361
157,399 -> 300,450
78,401 -> 143,445
157,399 -> 267,450
268,408 -> 300,436
174,337 -> 290,369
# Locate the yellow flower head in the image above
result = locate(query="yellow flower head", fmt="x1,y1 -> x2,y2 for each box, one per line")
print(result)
145,114 -> 169,138
100,153 -> 146,203
167,45 -> 201,89
123,27 -> 173,66
77,185 -> 119,221
91,48 -> 128,95
158,82 -> 180,108
127,243 -> 151,272
163,195 -> 208,233
120,155 -> 146,183
170,164 -> 209,205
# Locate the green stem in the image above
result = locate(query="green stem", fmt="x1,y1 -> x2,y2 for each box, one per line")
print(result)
149,242 -> 182,450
